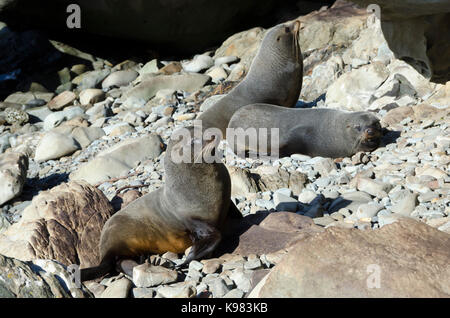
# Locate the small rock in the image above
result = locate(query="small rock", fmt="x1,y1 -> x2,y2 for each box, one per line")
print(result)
4,108 -> 29,125
100,277 -> 132,298
391,190 -> 418,216
47,91 -> 77,111
353,202 -> 383,220
157,283 -> 196,298
223,289 -> 245,298
132,263 -> 178,288
79,88 -> 105,105
132,287 -> 155,298
102,70 -> 139,89
229,269 -> 252,293
43,106 -> 85,131
0,152 -> 28,206
183,54 -> 214,73
356,177 -> 392,198
208,278 -> 231,298
202,259 -> 222,274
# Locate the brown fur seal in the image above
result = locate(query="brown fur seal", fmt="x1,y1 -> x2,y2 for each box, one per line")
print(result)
227,104 -> 382,158
197,19 -> 303,137
80,127 -> 241,281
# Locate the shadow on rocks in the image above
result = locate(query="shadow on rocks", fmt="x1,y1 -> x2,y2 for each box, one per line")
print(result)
295,93 -> 326,109
215,211 -> 272,256
21,172 -> 70,201
380,128 -> 401,147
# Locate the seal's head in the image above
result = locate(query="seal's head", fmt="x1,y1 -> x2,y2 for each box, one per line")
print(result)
345,112 -> 382,153
259,19 -> 302,62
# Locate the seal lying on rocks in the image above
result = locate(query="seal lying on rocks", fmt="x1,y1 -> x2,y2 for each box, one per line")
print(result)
227,104 -> 382,158
198,19 -> 303,137
80,127 -> 241,281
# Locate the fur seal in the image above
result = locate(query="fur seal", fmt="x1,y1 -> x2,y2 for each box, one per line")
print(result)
227,104 -> 382,158
80,127 -> 241,281
197,19 -> 303,137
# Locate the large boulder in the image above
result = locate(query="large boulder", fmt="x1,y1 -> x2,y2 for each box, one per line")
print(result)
249,218 -> 450,297
0,181 -> 114,268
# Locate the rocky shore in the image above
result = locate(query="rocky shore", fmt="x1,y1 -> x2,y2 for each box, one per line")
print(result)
0,1 -> 449,298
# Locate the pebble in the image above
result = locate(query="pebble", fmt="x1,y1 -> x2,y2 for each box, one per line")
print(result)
157,283 -> 196,298
132,264 -> 178,288
100,277 -> 132,298
182,54 -> 214,73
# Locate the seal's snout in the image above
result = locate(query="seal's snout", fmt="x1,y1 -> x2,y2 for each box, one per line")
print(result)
360,122 -> 382,151
364,127 -> 377,138
287,20 -> 301,33
293,20 -> 301,33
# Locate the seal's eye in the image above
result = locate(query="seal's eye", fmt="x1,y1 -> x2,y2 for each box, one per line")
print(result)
285,27 -> 290,33
354,125 -> 362,131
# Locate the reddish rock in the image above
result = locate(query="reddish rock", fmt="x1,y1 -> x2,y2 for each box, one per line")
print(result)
249,218 -> 450,297
0,181 -> 114,268
221,212 -> 324,256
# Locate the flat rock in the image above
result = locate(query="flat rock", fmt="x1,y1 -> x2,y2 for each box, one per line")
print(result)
182,54 -> 214,73
249,218 -> 450,297
34,131 -> 80,162
0,181 -> 114,268
47,91 -> 77,111
102,70 -> 139,89
0,151 -> 28,206
157,282 -> 196,298
122,74 -> 210,107
70,134 -> 164,184
75,69 -> 111,90
43,106 -> 85,131
5,91 -> 54,105
70,126 -> 105,149
221,212 -> 324,256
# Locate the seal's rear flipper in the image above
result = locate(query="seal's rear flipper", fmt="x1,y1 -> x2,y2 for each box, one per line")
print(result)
180,220 -> 222,267
80,258 -> 114,282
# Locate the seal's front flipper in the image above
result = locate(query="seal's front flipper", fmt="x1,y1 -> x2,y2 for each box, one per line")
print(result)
228,200 -> 243,219
180,220 -> 222,267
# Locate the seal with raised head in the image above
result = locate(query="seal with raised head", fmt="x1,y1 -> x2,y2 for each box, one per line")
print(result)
227,104 -> 382,158
80,126 -> 241,281
198,19 -> 303,137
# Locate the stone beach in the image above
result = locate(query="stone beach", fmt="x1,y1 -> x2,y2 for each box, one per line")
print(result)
0,0 -> 449,298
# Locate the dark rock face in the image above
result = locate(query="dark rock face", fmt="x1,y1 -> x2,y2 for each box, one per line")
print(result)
0,0 -> 333,55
